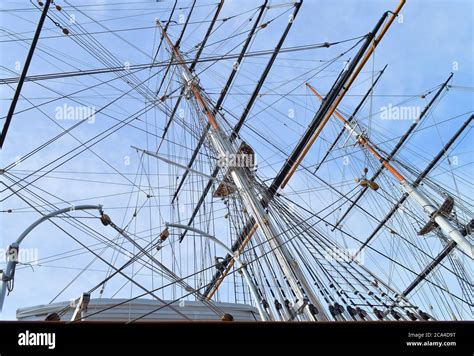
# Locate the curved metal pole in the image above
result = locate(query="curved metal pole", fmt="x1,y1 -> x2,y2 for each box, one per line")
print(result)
165,223 -> 270,321
0,205 -> 103,313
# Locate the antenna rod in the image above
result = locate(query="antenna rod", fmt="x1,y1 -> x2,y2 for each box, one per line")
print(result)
176,1 -> 301,244
155,0 -> 197,97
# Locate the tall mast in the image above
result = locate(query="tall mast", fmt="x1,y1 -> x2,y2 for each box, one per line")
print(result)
202,2 -> 402,301
354,114 -> 473,258
157,20 -> 328,321
306,83 -> 473,259
313,64 -> 388,174
333,73 -> 454,230
278,0 -> 406,189
154,0 -> 197,97
171,1 -> 268,206
176,1 -> 301,243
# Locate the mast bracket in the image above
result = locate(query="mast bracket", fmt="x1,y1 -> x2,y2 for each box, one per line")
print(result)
418,195 -> 454,236
182,71 -> 199,100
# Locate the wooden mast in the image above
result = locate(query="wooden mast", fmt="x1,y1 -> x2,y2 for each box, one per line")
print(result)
280,0 -> 406,188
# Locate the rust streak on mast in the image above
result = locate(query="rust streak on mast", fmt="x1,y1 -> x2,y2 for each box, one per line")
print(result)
280,0 -> 406,188
191,86 -> 220,130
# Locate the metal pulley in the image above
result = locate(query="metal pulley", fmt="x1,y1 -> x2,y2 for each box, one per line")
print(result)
100,213 -> 112,226
220,313 -> 234,322
45,312 -> 61,321
159,227 -> 169,242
